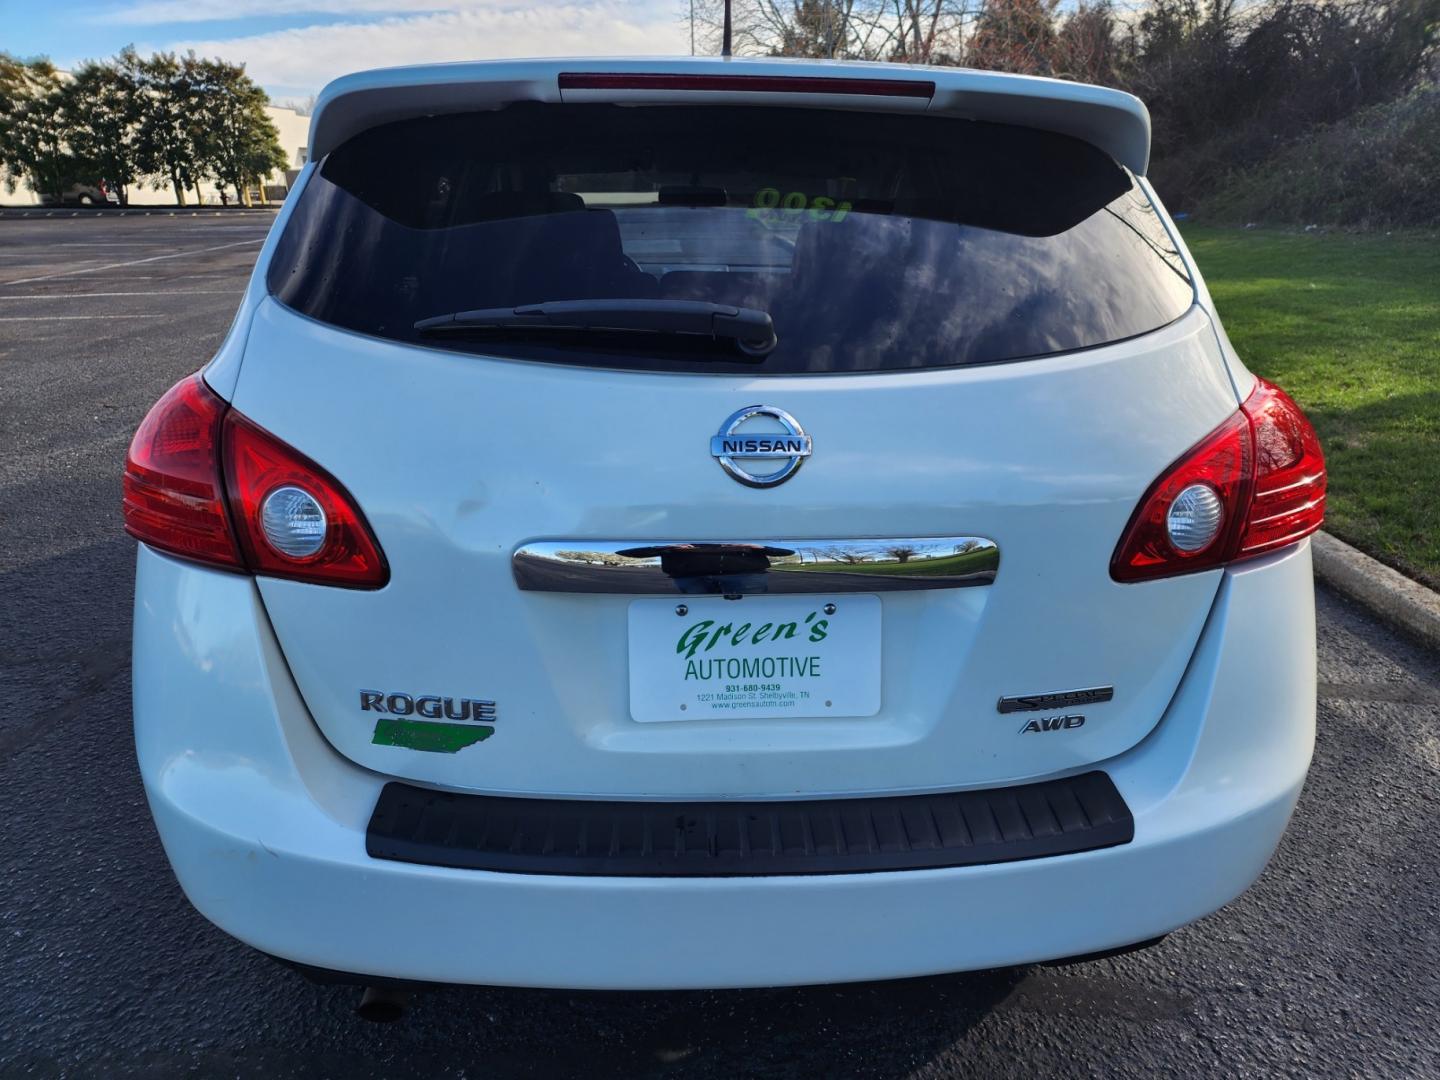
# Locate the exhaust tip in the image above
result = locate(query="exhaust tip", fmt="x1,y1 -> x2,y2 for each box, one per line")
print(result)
356,985 -> 410,1023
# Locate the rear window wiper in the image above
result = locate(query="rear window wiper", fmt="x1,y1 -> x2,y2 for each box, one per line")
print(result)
414,299 -> 778,359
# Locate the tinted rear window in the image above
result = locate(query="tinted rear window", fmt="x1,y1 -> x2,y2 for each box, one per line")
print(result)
269,104 -> 1193,374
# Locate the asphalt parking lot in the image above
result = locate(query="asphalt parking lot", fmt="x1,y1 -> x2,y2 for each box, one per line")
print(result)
2,212 -> 1439,1078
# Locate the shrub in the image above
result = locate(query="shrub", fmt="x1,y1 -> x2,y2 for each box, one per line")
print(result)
1199,84 -> 1440,227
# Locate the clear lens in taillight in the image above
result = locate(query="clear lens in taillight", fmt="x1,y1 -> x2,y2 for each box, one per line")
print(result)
1111,377 -> 1324,582
260,485 -> 328,558
1166,483 -> 1225,552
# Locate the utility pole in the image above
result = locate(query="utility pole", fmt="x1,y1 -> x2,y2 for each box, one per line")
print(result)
722,0 -> 733,56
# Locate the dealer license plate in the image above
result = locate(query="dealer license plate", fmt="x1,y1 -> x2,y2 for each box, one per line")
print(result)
628,594 -> 881,723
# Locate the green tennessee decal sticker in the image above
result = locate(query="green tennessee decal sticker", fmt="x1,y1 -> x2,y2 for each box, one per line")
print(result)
371,718 -> 494,753
747,187 -> 852,223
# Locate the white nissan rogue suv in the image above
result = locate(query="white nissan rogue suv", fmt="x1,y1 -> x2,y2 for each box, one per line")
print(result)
124,57 -> 1325,993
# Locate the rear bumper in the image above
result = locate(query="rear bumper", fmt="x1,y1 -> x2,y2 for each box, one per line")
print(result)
132,542 -> 1315,989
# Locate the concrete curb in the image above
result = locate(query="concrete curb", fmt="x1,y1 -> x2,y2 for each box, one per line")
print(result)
1312,531 -> 1440,652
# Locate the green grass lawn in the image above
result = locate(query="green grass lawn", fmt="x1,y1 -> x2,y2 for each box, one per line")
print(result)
1181,226 -> 1440,590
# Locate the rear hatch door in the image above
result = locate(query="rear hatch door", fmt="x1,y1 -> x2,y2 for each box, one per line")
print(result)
230,101 -> 1231,798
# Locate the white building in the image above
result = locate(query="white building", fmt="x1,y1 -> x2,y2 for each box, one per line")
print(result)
4,103 -> 310,207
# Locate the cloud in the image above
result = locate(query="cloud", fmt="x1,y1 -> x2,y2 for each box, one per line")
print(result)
105,0 -> 518,25
105,0 -> 455,23
159,3 -> 690,95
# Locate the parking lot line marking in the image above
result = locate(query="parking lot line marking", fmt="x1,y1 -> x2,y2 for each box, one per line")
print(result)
0,315 -> 166,321
0,291 -> 236,299
1,244 -> 172,251
0,238 -> 265,286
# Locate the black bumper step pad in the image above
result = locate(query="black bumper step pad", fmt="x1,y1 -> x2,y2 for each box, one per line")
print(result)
366,770 -> 1133,877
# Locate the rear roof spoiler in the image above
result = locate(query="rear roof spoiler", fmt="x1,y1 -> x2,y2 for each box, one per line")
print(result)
309,57 -> 1151,175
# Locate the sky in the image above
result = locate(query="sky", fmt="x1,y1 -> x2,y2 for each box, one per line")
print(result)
2,0 -> 695,105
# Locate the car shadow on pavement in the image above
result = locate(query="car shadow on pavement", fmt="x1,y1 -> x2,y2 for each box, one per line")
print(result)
243,963 -> 1035,1079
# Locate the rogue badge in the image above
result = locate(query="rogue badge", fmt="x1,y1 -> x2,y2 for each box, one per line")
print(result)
710,405 -> 812,488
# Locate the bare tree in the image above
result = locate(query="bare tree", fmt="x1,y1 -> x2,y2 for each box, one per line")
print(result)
1054,1 -> 1127,85
689,0 -> 978,62
966,0 -> 1062,75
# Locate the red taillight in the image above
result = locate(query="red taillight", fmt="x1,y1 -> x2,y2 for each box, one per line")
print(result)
1111,378 -> 1325,582
558,72 -> 935,98
1110,410 -> 1254,582
122,374 -> 388,588
123,375 -> 242,568
1237,381 -> 1327,558
222,411 -> 388,588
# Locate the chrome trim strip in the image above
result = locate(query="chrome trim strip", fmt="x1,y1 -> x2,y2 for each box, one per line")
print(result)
512,538 -> 998,595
